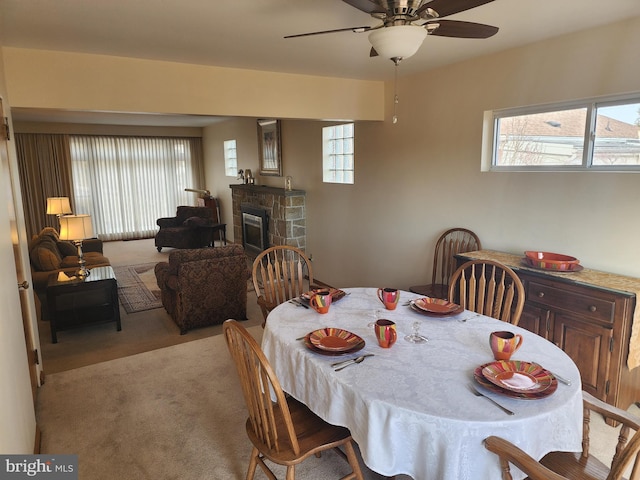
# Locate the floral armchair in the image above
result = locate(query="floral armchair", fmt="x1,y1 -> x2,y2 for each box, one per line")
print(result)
154,245 -> 250,334
154,206 -> 219,252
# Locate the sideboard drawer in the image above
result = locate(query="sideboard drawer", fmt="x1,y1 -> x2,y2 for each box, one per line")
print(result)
527,282 -> 615,324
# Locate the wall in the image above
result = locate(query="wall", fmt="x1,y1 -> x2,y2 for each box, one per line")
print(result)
0,47 -> 38,453
2,48 -> 384,121
4,17 -> 640,294
202,17 -> 640,290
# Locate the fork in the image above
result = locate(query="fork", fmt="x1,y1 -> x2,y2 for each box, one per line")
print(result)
469,384 -> 515,415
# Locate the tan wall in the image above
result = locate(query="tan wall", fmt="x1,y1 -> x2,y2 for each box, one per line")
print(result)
202,117 -> 260,230
4,17 -> 640,292
202,16 -> 640,289
2,48 -> 384,121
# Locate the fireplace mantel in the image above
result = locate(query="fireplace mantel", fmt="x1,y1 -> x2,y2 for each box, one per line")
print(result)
230,184 -> 306,252
228,184 -> 305,196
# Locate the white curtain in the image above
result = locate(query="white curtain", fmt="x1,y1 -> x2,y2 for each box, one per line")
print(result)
70,135 -> 204,241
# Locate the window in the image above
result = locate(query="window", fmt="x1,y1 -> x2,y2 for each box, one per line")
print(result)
484,94 -> 640,171
70,135 -> 202,240
223,139 -> 238,177
323,123 -> 354,184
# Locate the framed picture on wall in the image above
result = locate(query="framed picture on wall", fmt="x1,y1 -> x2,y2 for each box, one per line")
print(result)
257,119 -> 282,176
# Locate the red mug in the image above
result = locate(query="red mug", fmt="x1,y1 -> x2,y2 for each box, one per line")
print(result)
377,288 -> 400,310
490,331 -> 523,361
310,290 -> 332,314
374,319 -> 397,348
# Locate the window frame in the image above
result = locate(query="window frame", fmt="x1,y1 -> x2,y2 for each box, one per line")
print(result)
223,139 -> 238,177
322,122 -> 355,184
482,93 -> 640,172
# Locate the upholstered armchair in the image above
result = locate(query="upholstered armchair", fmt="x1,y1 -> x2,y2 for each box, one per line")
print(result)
154,245 -> 250,334
155,206 -> 219,252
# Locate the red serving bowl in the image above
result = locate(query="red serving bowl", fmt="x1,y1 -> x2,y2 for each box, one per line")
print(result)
524,251 -> 580,271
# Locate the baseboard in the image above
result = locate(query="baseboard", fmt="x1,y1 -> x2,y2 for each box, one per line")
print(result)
33,424 -> 42,454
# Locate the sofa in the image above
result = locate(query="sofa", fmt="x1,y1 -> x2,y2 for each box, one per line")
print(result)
29,227 -> 110,319
155,206 -> 220,252
154,244 -> 250,334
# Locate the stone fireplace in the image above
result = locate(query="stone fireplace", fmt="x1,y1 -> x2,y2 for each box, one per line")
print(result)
230,184 -> 306,254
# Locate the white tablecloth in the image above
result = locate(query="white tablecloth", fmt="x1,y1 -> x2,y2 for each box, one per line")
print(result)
261,288 -> 583,480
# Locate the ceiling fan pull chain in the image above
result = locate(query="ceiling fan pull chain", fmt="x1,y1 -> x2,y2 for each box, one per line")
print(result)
392,59 -> 399,124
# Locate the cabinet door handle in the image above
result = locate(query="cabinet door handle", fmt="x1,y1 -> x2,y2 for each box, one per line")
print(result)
589,305 -> 597,312
537,291 -> 545,298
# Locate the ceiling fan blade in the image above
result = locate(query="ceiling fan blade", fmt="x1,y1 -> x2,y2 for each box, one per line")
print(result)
417,0 -> 495,19
284,26 -> 372,39
342,0 -> 386,15
426,19 -> 498,39
369,47 -> 378,57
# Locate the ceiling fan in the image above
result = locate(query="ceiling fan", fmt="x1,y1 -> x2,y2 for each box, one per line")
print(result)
285,0 -> 499,63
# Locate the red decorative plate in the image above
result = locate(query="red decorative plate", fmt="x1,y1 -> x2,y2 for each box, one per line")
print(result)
303,332 -> 365,356
413,297 -> 459,314
308,328 -> 364,352
474,362 -> 557,399
301,288 -> 347,302
409,301 -> 463,317
482,361 -> 552,394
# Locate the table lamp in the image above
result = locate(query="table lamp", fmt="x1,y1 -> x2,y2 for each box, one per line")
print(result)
58,214 -> 94,279
46,197 -> 72,223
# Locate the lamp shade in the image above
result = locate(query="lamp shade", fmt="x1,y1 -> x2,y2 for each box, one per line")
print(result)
46,197 -> 72,216
59,214 -> 94,241
368,25 -> 428,60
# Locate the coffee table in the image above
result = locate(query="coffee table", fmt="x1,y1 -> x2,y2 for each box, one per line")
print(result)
46,266 -> 122,343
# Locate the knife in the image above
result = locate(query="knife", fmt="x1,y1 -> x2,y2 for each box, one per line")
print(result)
550,371 -> 572,386
532,363 -> 572,386
331,354 -> 374,368
290,298 -> 309,309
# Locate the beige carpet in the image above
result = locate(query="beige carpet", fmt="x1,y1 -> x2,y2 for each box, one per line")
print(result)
36,324 -> 387,480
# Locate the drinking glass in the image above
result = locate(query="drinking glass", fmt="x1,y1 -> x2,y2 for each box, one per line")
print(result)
405,321 -> 428,344
367,309 -> 383,328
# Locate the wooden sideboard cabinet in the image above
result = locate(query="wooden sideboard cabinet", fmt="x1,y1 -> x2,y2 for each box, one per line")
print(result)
455,250 -> 640,416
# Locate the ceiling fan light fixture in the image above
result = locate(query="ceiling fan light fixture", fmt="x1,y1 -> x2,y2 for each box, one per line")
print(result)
368,25 -> 427,61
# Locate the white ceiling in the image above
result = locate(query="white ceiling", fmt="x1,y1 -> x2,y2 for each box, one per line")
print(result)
2,0 -> 640,126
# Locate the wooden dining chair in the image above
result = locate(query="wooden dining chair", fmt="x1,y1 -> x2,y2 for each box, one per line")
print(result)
223,320 -> 365,480
410,228 -> 481,299
484,390 -> 640,480
448,259 -> 525,326
252,245 -> 314,327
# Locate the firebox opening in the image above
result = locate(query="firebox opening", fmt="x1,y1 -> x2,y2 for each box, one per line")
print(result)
241,205 -> 269,255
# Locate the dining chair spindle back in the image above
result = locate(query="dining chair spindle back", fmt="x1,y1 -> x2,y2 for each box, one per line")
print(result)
484,390 -> 640,480
223,320 -> 364,480
410,228 -> 481,299
448,259 -> 525,326
252,245 -> 314,327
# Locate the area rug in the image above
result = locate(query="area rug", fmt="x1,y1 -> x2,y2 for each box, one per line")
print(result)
113,263 -> 162,314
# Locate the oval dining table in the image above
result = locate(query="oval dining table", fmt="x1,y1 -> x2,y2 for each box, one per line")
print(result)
260,287 -> 584,480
